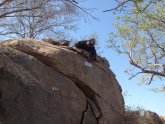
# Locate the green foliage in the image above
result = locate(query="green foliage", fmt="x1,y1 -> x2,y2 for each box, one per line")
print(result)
108,0 -> 165,86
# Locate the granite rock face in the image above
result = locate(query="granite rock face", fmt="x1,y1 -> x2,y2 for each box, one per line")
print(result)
0,38 -> 124,124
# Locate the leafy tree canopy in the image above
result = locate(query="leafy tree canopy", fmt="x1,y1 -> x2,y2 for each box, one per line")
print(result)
108,0 -> 165,90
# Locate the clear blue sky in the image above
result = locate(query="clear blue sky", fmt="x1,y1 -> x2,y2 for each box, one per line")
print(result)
71,0 -> 165,116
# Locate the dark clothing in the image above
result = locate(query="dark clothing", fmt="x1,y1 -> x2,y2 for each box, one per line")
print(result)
75,41 -> 96,60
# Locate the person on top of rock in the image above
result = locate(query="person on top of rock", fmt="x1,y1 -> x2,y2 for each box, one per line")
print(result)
75,38 -> 97,61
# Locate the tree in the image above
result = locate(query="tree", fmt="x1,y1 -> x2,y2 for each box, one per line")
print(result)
0,0 -> 99,39
0,0 -> 40,18
0,0 -> 79,39
108,0 -> 165,86
103,0 -> 162,13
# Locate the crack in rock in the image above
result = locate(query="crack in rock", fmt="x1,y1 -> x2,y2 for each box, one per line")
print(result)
87,98 -> 101,121
80,98 -> 88,124
68,76 -> 102,117
66,76 -> 102,124
87,98 -> 100,124
81,98 -> 100,124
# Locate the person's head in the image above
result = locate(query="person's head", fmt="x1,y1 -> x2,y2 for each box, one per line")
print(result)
86,38 -> 96,47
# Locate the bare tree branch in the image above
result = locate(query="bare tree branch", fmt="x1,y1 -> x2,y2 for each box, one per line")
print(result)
140,0 -> 154,13
103,0 -> 162,13
0,0 -> 13,7
128,72 -> 155,85
0,6 -> 41,18
103,0 -> 131,12
64,0 -> 99,21
129,58 -> 165,77
148,32 -> 165,53
128,72 -> 143,80
148,74 -> 155,85
128,47 -> 165,77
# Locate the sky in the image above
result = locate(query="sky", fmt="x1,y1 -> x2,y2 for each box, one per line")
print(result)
71,0 -> 165,116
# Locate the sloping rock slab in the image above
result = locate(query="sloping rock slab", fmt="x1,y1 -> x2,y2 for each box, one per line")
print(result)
1,38 -> 125,124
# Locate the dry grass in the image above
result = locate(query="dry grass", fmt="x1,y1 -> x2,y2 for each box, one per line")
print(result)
123,106 -> 163,124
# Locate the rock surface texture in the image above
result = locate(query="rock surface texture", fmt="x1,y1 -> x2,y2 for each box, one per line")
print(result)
0,38 -> 124,124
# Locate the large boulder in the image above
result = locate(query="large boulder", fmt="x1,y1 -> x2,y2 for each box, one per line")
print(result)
0,38 -> 124,124
124,110 -> 163,124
